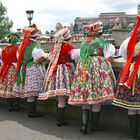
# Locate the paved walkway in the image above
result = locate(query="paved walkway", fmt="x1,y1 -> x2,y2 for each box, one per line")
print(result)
0,105 -> 134,140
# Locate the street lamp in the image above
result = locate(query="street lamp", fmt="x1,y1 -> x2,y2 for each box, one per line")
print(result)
26,10 -> 34,26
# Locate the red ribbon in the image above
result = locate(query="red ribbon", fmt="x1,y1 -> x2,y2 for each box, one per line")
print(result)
119,16 -> 140,88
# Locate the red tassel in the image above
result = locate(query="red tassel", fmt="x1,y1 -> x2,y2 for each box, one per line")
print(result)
119,16 -> 140,84
119,57 -> 132,84
16,31 -> 31,73
125,52 -> 140,87
1,65 -> 9,82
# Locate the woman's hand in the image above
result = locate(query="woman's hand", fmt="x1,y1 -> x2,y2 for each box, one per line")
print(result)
37,56 -> 47,63
107,57 -> 114,63
37,53 -> 48,63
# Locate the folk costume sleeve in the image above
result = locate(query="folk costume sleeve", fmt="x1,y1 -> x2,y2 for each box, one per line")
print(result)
103,43 -> 115,58
69,49 -> 80,60
32,47 -> 47,62
119,37 -> 130,59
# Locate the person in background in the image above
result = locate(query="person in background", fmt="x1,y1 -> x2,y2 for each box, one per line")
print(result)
38,27 -> 80,126
0,48 -> 2,66
68,21 -> 116,134
113,16 -> 140,140
13,24 -> 47,118
0,33 -> 21,111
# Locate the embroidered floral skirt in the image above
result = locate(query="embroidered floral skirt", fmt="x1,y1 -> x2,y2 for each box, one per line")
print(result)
38,63 -> 75,100
13,64 -> 45,98
113,69 -> 140,110
68,56 -> 115,105
0,65 -> 16,98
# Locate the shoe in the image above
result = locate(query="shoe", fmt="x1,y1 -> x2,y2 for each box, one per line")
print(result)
7,98 -> 15,112
28,101 -> 43,118
90,112 -> 105,132
80,109 -> 90,134
57,107 -> 68,127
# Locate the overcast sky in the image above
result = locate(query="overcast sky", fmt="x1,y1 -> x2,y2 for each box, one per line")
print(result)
1,0 -> 140,34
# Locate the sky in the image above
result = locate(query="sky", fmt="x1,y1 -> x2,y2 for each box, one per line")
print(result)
1,0 -> 140,34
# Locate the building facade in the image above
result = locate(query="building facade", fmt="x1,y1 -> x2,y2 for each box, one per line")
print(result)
74,12 -> 137,32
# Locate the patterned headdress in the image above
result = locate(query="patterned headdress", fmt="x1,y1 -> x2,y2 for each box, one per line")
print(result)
54,27 -> 71,43
22,23 -> 39,38
84,21 -> 103,37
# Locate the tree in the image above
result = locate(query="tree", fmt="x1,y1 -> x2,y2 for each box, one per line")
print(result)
45,30 -> 50,35
103,24 -> 113,33
0,1 -> 13,39
73,23 -> 79,32
50,30 -> 54,35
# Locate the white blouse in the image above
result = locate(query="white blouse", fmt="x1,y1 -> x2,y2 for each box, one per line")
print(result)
48,43 -> 115,62
69,49 -> 80,60
16,47 -> 47,62
32,47 -> 47,62
119,37 -> 140,59
119,37 -> 130,59
32,47 -> 46,76
103,43 -> 116,58
48,48 -> 80,62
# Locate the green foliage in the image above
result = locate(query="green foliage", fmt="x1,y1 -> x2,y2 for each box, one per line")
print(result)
0,1 -> 13,39
45,30 -> 50,35
73,23 -> 78,31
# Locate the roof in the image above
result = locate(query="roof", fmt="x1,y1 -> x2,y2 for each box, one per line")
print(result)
100,12 -> 127,16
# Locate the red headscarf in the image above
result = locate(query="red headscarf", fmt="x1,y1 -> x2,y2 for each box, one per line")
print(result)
16,29 -> 31,73
16,24 -> 38,73
119,16 -> 140,88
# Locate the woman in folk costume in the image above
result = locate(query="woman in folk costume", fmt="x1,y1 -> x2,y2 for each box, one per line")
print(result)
0,33 -> 21,112
38,27 -> 80,126
113,16 -> 140,139
13,24 -> 47,118
68,21 -> 116,134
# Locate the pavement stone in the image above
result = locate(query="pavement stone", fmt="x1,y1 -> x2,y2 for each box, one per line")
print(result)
0,104 -> 134,140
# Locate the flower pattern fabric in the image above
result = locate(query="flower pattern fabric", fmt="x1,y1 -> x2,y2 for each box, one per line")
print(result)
113,68 -> 140,110
0,64 -> 16,98
68,56 -> 115,105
